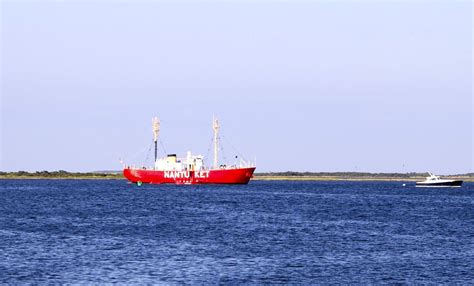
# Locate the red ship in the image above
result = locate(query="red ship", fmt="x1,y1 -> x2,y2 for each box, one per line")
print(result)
123,117 -> 256,185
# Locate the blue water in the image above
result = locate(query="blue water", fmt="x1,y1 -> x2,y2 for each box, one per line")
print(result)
0,179 -> 473,284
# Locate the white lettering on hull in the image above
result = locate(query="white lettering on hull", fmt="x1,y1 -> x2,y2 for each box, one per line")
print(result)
195,171 -> 210,178
164,171 -> 190,179
163,171 -> 210,179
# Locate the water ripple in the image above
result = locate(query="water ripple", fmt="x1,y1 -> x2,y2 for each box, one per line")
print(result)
0,179 -> 473,283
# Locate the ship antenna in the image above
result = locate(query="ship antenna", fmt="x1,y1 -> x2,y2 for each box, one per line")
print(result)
152,117 -> 160,162
213,116 -> 220,169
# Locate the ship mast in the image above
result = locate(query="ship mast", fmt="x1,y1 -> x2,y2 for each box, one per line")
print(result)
213,117 -> 220,169
152,117 -> 160,162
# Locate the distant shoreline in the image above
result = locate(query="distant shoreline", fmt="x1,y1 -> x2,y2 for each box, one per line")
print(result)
255,176 -> 473,182
1,171 -> 473,182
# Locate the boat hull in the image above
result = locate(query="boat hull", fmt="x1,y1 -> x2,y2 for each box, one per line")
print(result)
123,167 -> 256,185
416,180 -> 463,187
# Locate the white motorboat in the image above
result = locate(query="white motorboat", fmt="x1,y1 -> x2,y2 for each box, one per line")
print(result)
416,172 -> 463,188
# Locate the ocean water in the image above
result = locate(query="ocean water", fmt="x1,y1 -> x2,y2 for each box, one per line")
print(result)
0,179 -> 473,284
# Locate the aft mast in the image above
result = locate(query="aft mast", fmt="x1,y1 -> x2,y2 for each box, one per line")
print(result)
213,117 -> 220,169
152,117 -> 160,162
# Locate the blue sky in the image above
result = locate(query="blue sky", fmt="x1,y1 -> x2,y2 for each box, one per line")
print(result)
1,1 -> 472,174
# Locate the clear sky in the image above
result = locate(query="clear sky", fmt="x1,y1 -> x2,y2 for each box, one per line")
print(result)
1,1 -> 472,174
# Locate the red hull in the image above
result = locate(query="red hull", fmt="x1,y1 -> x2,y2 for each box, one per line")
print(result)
123,167 -> 256,185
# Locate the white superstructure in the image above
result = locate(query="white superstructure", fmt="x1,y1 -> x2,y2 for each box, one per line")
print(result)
154,152 -> 205,171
